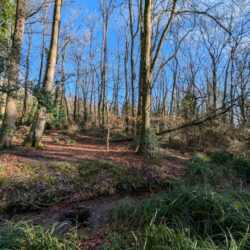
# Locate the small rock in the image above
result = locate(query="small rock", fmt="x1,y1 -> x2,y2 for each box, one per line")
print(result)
64,207 -> 90,223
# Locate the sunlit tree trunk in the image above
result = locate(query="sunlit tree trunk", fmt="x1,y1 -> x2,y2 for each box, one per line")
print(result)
1,0 -> 26,148
100,9 -> 108,128
59,47 -> 67,128
128,0 -> 138,138
32,0 -> 62,147
38,5 -> 48,87
138,0 -> 153,154
138,0 -> 177,154
21,25 -> 32,124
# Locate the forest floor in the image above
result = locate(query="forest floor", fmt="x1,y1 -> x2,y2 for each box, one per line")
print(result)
1,130 -> 188,172
0,130 -> 249,249
0,129 -> 189,249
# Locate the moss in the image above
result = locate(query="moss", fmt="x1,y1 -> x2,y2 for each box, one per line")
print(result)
34,140 -> 44,149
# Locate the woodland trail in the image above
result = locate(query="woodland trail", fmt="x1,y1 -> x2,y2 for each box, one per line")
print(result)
0,130 -> 187,178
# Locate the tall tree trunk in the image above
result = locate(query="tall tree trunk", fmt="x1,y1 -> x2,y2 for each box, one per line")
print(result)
101,18 -> 108,128
137,0 -> 144,135
1,0 -> 26,148
138,0 -> 153,154
124,34 -> 129,133
222,59 -> 230,123
169,58 -> 178,115
38,5 -> 48,86
21,26 -> 32,124
31,0 -> 62,147
59,47 -> 67,127
73,70 -> 79,123
211,57 -> 217,111
128,0 -> 137,138
0,78 -> 6,127
230,60 -> 235,127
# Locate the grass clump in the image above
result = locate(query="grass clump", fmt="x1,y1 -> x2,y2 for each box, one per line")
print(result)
105,186 -> 250,249
230,158 -> 250,183
0,220 -> 79,250
125,224 -> 249,250
209,151 -> 250,183
186,153 -> 213,184
186,152 -> 250,186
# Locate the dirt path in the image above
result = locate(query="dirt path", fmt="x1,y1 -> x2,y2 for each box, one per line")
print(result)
0,131 -> 187,178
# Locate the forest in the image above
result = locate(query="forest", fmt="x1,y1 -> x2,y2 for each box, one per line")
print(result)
0,0 -> 250,249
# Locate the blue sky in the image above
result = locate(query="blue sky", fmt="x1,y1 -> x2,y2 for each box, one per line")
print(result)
20,0 -> 250,110
21,0 -> 127,102
22,1 -> 110,80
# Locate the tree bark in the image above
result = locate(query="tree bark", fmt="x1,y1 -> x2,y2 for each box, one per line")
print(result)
31,0 -> 62,147
124,33 -> 130,133
138,0 -> 153,155
1,0 -> 26,148
128,0 -> 137,138
21,26 -> 32,124
137,0 -> 144,135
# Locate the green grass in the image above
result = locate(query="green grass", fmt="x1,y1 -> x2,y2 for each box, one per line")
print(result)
0,220 -> 79,250
186,152 -> 250,187
104,186 -> 250,249
104,223 -> 249,250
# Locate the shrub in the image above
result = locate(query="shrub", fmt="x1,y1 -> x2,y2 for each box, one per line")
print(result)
186,152 -> 250,186
232,158 -> 250,183
186,153 -> 212,184
209,151 -> 233,165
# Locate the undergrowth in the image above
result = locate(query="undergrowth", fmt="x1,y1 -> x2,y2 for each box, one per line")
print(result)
103,151 -> 250,249
1,150 -> 249,249
0,160 -> 148,212
186,152 -> 250,186
0,220 -> 79,250
104,186 -> 250,249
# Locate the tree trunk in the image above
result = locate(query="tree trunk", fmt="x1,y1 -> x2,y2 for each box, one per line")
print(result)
124,34 -> 129,133
1,0 -> 26,148
129,0 -> 137,138
21,26 -> 32,124
59,49 -> 67,127
101,18 -> 108,128
138,0 -> 153,155
0,78 -> 6,127
211,57 -> 217,111
31,0 -> 62,147
137,0 -> 144,135
38,5 -> 48,86
169,58 -> 178,115
73,67 -> 80,123
222,59 -> 230,123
